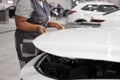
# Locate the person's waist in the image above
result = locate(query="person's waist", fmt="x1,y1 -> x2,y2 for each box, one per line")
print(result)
16,29 -> 39,33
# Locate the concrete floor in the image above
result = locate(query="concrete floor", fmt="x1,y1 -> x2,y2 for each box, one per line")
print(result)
0,18 -> 20,80
0,17 -> 67,80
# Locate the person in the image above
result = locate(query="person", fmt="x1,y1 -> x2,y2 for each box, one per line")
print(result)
56,4 -> 64,20
14,0 -> 64,68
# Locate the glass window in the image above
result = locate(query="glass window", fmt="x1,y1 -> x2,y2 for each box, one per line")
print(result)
82,5 -> 99,11
98,5 -> 119,12
82,4 -> 119,12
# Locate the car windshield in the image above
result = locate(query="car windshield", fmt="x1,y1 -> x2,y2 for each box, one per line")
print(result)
82,4 -> 119,12
34,53 -> 120,79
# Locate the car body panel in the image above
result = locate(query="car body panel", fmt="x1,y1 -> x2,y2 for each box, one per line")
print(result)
21,28 -> 120,80
91,10 -> 120,28
20,53 -> 54,80
68,10 -> 103,22
67,1 -> 119,22
33,28 -> 120,63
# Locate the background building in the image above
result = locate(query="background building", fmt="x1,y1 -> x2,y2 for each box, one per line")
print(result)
1,0 -> 120,10
108,0 -> 120,6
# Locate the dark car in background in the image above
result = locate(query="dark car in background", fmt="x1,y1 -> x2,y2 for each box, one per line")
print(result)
8,5 -> 15,18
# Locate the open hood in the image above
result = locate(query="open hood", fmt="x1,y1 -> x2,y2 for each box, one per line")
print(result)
33,28 -> 120,63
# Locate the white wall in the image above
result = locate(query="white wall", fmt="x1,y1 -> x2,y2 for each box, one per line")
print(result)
2,0 -> 7,3
48,0 -> 72,9
1,0 -> 13,5
107,0 -> 120,6
0,0 -> 13,9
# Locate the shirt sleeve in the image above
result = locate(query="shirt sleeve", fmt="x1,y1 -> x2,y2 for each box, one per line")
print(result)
15,0 -> 34,18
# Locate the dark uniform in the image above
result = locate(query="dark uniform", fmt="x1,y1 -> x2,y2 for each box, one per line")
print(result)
15,0 -> 50,68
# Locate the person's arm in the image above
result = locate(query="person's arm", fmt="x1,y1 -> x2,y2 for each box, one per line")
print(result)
47,21 -> 64,30
15,15 -> 46,34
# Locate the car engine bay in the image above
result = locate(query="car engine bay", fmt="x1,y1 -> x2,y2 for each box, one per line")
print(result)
34,53 -> 120,79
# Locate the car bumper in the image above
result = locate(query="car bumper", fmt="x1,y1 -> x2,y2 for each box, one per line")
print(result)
20,53 -> 54,80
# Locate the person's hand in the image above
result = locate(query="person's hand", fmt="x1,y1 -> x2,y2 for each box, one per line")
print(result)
49,22 -> 64,30
47,21 -> 64,30
37,25 -> 46,34
55,23 -> 64,30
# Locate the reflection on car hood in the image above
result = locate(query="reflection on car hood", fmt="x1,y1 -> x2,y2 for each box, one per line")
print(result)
33,28 -> 120,63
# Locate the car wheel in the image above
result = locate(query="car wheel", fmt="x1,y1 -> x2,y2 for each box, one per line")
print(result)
75,19 -> 86,24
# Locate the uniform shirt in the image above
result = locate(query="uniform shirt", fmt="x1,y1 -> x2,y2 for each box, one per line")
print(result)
15,0 -> 44,18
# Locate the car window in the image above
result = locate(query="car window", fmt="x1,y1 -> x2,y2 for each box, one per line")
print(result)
98,5 -> 119,12
82,4 -> 119,12
82,5 -> 98,11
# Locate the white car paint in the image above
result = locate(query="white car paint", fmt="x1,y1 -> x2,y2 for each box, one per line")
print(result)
67,1 -> 119,23
33,28 -> 120,62
20,53 -> 54,80
91,9 -> 120,29
21,28 -> 120,80
102,10 -> 120,28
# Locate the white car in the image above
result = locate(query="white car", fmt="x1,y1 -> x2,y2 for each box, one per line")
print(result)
20,28 -> 120,80
67,1 -> 119,23
90,9 -> 120,29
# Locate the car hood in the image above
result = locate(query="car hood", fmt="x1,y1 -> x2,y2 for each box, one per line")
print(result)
33,28 -> 120,63
101,21 -> 120,30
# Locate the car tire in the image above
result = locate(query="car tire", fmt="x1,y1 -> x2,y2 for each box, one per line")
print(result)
75,19 -> 86,24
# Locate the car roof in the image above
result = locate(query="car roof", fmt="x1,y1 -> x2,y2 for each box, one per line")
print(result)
73,1 -> 117,9
78,1 -> 116,5
33,28 -> 120,63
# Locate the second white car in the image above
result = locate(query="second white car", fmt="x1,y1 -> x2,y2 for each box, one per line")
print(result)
91,9 -> 120,29
67,1 -> 119,23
